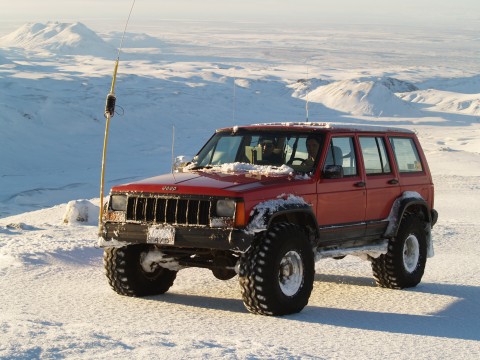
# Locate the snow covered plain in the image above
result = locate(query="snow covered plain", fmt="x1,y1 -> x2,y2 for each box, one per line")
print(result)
1,20 -> 480,358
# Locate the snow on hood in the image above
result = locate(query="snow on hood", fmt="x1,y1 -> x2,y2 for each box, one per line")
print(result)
186,162 -> 294,176
110,165 -> 302,196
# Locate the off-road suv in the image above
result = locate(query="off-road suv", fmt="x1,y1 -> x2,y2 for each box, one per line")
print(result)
99,122 -> 438,316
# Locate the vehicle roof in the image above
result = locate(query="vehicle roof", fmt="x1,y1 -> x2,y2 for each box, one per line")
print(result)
217,122 -> 414,134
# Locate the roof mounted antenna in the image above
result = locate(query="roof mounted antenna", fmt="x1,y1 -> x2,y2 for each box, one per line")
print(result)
305,64 -> 310,123
232,66 -> 237,124
99,0 -> 136,234
171,124 -> 175,174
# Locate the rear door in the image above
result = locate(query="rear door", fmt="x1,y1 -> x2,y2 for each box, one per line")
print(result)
359,135 -> 401,239
389,135 -> 434,207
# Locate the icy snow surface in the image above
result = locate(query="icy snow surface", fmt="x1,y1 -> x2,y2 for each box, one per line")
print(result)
1,16 -> 480,359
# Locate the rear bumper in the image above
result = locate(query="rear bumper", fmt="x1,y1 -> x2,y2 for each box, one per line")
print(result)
99,222 -> 254,252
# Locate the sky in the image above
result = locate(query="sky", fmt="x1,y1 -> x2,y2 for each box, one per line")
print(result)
1,0 -> 479,34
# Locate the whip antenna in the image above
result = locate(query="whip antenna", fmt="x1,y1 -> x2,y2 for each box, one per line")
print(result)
171,125 -> 175,173
99,0 -> 136,234
232,67 -> 237,124
305,64 -> 310,122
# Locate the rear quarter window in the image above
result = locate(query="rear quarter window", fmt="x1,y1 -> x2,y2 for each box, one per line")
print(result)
389,137 -> 423,173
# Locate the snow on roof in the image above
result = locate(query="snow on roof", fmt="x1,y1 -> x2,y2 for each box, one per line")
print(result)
222,122 -> 413,134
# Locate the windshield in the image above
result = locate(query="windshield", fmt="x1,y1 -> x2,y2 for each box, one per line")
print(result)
192,130 -> 324,173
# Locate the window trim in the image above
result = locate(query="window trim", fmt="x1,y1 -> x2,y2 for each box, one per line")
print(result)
323,135 -> 359,178
359,136 -> 392,176
389,136 -> 424,174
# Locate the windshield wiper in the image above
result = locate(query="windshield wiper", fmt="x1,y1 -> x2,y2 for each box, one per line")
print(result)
189,165 -> 213,170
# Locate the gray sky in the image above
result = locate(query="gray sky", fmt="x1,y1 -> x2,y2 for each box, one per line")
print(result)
1,0 -> 479,30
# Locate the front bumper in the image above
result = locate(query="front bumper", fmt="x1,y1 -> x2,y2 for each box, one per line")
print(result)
99,222 -> 254,252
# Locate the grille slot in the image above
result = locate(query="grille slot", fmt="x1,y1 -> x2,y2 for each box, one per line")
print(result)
126,196 -> 212,226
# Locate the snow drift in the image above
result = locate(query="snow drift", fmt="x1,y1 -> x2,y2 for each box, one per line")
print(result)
63,199 -> 99,225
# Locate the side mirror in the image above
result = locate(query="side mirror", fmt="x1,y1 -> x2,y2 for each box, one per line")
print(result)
322,165 -> 344,179
173,155 -> 193,172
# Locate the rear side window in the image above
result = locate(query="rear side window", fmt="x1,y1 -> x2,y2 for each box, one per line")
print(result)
359,137 -> 391,175
389,137 -> 423,172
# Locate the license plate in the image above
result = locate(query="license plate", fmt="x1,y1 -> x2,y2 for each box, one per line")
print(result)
147,225 -> 175,245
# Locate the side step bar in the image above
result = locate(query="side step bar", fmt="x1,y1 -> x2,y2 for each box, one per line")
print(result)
316,239 -> 389,260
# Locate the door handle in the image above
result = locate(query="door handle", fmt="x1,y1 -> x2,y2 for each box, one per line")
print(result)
388,179 -> 399,185
355,181 -> 366,187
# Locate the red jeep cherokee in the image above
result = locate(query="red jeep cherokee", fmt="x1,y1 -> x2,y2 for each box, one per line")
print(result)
99,122 -> 438,315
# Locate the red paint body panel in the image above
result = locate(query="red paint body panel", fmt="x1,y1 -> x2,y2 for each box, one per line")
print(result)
112,171 -> 317,218
108,123 -> 435,230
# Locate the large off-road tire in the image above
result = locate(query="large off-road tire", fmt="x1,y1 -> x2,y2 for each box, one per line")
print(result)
239,223 -> 315,316
372,214 -> 427,289
104,244 -> 177,297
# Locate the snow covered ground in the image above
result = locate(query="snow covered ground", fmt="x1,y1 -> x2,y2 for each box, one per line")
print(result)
1,19 -> 480,359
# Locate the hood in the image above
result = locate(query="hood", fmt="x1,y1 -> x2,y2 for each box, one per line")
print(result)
110,170 -> 297,197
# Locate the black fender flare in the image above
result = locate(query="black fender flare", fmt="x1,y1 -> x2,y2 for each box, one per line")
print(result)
384,192 -> 437,258
384,194 -> 432,238
245,198 -> 319,245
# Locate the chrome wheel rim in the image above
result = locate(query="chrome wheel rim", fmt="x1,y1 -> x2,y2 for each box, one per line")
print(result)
403,234 -> 420,273
139,250 -> 162,279
279,251 -> 304,296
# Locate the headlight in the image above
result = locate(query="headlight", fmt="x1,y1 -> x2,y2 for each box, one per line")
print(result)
216,199 -> 236,217
110,194 -> 127,211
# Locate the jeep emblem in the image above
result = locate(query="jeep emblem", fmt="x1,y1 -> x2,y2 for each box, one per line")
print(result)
162,186 -> 177,191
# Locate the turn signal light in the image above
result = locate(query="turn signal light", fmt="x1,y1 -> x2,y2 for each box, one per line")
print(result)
234,202 -> 246,228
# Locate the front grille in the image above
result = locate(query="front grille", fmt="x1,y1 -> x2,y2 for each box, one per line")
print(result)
126,196 -> 212,226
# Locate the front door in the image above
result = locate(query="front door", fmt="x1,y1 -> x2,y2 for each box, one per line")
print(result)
316,134 -> 366,243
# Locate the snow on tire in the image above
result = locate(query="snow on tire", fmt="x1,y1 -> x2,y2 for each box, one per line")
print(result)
371,214 -> 427,289
103,244 -> 177,297
238,223 -> 315,316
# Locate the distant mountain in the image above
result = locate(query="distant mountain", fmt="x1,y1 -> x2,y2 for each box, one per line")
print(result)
0,22 -> 114,56
106,31 -> 169,49
377,77 -> 418,92
400,89 -> 480,116
307,77 -> 419,117
289,78 -> 331,98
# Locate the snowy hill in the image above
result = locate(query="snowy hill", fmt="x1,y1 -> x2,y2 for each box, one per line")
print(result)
399,89 -> 480,116
307,77 -> 420,117
0,22 -> 113,56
